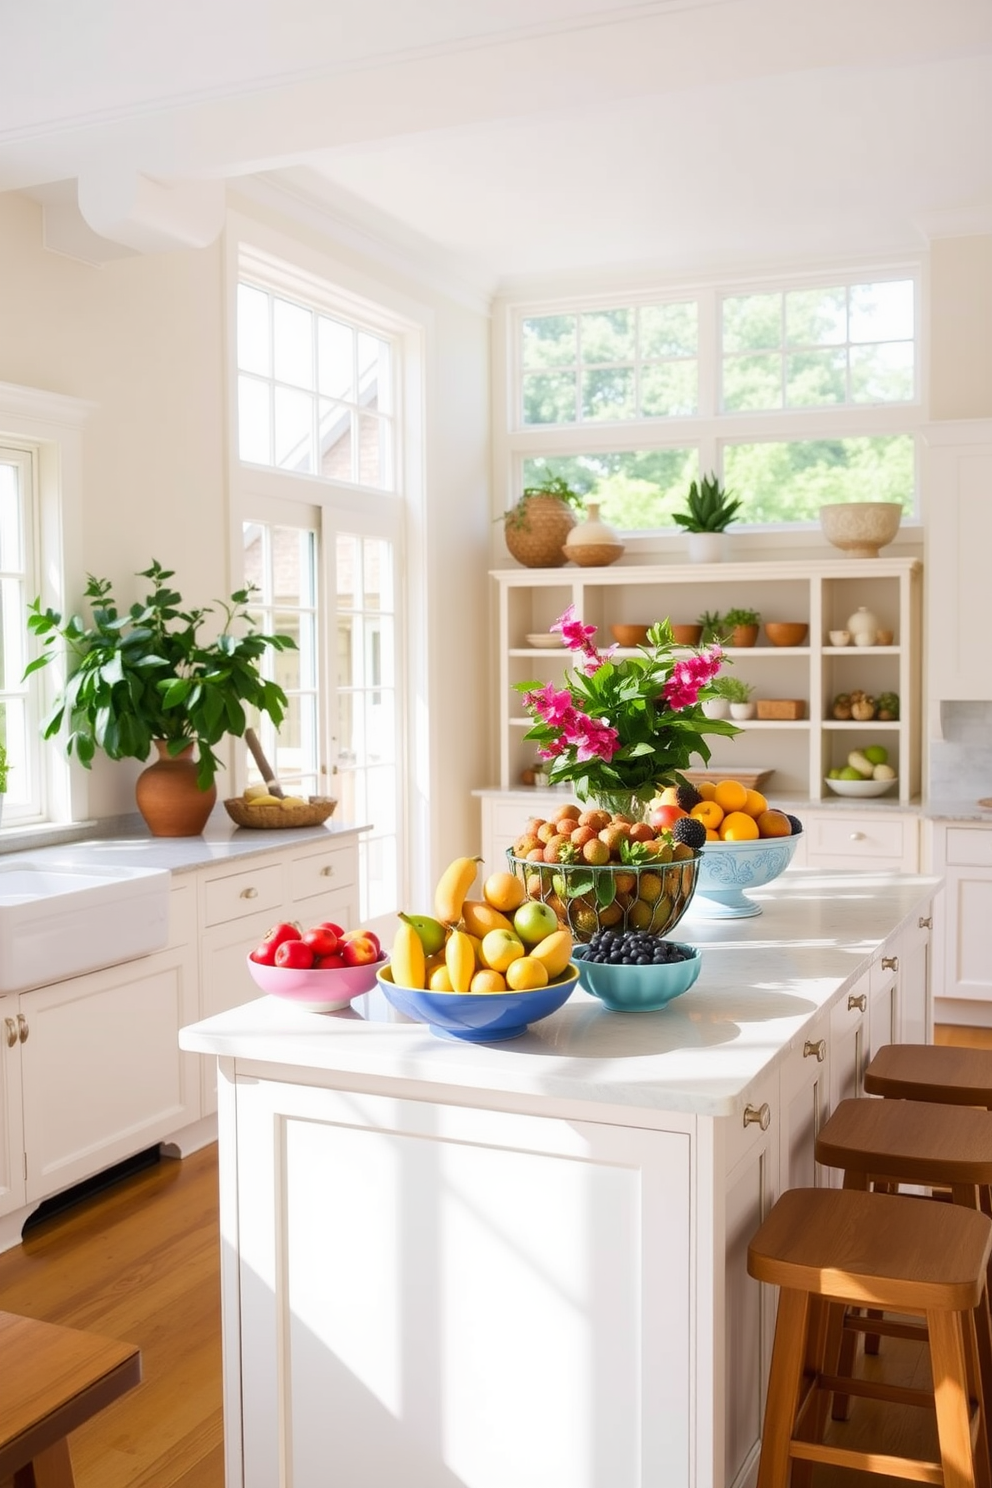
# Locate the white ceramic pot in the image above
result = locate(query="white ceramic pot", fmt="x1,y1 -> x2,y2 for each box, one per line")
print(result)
563,502 -> 625,567
729,702 -> 756,720
847,606 -> 879,645
687,532 -> 726,565
702,697 -> 730,719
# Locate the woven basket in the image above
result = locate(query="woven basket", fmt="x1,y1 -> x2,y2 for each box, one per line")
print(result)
223,796 -> 337,830
504,496 -> 576,568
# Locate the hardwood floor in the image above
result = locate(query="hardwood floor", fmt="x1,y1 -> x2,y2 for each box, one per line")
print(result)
0,1146 -> 224,1488
0,1023 -> 986,1487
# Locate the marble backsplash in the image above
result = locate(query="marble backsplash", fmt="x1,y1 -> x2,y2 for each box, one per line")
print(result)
929,701 -> 992,798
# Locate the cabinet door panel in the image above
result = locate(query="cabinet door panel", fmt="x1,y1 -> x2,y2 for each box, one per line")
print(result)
202,862 -> 285,927
0,994 -> 25,1217
948,873 -> 992,1000
235,1080 -> 691,1488
725,1140 -> 774,1488
288,846 -> 357,902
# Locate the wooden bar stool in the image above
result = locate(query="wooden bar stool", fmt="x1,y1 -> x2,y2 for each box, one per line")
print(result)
865,1043 -> 992,1109
748,1187 -> 992,1488
0,1310 -> 141,1487
816,1095 -> 992,1422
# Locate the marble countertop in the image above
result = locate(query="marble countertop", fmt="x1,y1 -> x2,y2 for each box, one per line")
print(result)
180,869 -> 938,1120
0,808 -> 368,874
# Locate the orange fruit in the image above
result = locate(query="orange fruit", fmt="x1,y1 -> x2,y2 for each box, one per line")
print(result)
470,968 -> 507,994
690,800 -> 724,830
742,789 -> 768,818
756,808 -> 792,839
429,964 -> 454,991
720,811 -> 760,841
505,956 -> 550,991
483,871 -> 527,913
705,828 -> 720,841
695,779 -> 718,800
713,779 -> 748,814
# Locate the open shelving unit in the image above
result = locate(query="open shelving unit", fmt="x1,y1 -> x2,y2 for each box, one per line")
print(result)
492,557 -> 922,803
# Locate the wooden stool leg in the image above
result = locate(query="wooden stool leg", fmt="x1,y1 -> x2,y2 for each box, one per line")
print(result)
757,1287 -> 811,1488
929,1307 -> 980,1488
964,1308 -> 992,1488
12,1439 -> 76,1488
833,1168 -> 871,1418
791,1294 -> 829,1488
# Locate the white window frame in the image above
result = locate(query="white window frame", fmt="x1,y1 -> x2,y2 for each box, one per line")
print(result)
0,382 -> 93,837
496,259 -> 926,556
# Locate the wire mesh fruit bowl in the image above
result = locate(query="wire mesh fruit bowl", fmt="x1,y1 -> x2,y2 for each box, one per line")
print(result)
505,851 -> 702,943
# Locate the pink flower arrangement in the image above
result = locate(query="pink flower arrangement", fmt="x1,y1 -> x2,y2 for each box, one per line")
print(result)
518,606 -> 738,807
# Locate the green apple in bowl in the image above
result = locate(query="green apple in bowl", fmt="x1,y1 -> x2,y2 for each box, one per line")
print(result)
513,900 -> 559,946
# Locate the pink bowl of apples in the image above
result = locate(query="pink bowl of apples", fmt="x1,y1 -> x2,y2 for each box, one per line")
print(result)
246,919 -> 387,1012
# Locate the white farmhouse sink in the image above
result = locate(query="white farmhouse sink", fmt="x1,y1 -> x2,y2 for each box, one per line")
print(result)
0,861 -> 171,994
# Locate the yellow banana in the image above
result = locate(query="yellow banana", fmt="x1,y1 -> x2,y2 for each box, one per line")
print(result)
445,928 -> 476,993
391,919 -> 426,990
460,899 -> 513,939
434,855 -> 482,925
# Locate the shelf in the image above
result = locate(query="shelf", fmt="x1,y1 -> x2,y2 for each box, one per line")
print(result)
822,720 -> 902,730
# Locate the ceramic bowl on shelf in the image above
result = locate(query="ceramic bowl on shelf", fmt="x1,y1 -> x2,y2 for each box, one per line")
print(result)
525,632 -> 561,648
246,953 -> 387,1012
692,832 -> 802,919
610,623 -> 650,647
828,630 -> 851,647
376,963 -> 579,1042
819,502 -> 903,558
824,777 -> 898,798
764,622 -> 808,647
572,943 -> 702,1011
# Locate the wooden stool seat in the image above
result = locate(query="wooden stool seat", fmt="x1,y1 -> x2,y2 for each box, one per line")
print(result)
0,1311 -> 141,1488
748,1188 -> 992,1488
865,1044 -> 992,1108
816,1096 -> 992,1189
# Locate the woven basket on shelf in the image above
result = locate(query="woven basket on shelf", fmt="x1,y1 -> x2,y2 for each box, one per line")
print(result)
223,796 -> 337,830
503,495 -> 576,568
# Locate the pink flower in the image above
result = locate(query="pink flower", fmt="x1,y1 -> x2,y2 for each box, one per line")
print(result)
662,646 -> 724,710
522,683 -> 574,727
552,604 -> 597,652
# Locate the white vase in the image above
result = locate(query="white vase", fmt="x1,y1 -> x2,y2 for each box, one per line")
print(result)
688,532 -> 726,564
729,702 -> 756,720
563,502 -> 624,567
702,697 -> 730,719
846,606 -> 879,646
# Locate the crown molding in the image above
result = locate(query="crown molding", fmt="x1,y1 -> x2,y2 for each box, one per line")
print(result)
0,380 -> 97,429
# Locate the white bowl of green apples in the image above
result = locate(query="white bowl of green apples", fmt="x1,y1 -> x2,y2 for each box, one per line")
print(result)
825,746 -> 897,797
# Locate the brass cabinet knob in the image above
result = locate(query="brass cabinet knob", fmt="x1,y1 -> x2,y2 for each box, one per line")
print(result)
848,993 -> 867,1013
4,1017 -> 17,1049
320,866 -> 334,877
803,1039 -> 826,1063
743,1103 -> 771,1131
881,956 -> 898,971
239,886 -> 258,899
16,1013 -> 28,1043
850,832 -> 866,841
919,916 -> 932,929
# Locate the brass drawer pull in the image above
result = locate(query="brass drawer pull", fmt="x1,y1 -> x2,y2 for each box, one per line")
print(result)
743,1103 -> 771,1131
848,993 -> 867,1013
4,1017 -> 17,1049
320,866 -> 335,877
881,956 -> 898,971
919,916 -> 932,929
803,1039 -> 826,1063
239,887 -> 258,900
850,832 -> 866,841
16,1013 -> 28,1043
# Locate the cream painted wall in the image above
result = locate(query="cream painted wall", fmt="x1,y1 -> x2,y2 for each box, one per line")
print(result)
929,235 -> 992,419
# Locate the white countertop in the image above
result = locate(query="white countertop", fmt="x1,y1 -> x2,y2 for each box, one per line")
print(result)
180,869 -> 938,1120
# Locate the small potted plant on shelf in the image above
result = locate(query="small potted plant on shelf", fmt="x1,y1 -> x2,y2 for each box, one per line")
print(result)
712,675 -> 756,720
697,609 -> 726,645
722,607 -> 761,648
25,559 -> 296,838
502,474 -> 585,569
672,473 -> 743,564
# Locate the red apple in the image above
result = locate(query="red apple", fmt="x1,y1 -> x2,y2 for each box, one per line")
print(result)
302,926 -> 340,958
342,927 -> 381,957
647,803 -> 688,831
314,952 -> 347,970
250,921 -> 302,966
275,939 -> 315,969
313,920 -> 345,939
341,933 -> 380,967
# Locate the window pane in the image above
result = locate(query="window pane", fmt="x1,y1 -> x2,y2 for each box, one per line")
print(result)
319,400 -> 354,482
523,449 -> 699,531
238,376 -> 271,465
785,349 -> 847,407
363,538 -> 393,613
0,697 -> 27,806
723,435 -> 915,523
317,317 -> 354,401
358,412 -> 391,489
0,575 -> 27,685
640,302 -> 697,358
849,280 -> 914,343
237,284 -> 270,375
0,461 -> 21,570
365,683 -> 395,766
523,370 -> 576,424
850,342 -> 914,403
273,298 -> 314,389
581,366 -> 634,421
580,308 -> 634,363
722,293 -> 782,353
723,353 -> 782,411
640,361 -> 697,417
336,534 -> 359,611
785,287 -> 846,346
522,315 -> 576,369
365,825 -> 397,919
243,523 -> 264,592
274,387 -> 314,472
271,527 -> 316,607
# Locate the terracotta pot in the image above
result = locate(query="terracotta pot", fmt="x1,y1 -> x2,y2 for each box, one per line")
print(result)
504,496 -> 576,568
671,624 -> 703,646
730,624 -> 759,648
135,741 -> 216,837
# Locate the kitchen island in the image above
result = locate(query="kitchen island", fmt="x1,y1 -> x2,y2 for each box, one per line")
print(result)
180,869 -> 938,1488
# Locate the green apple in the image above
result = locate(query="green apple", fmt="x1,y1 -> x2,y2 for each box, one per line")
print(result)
512,900 -> 559,946
840,766 -> 864,780
828,768 -> 842,779
864,745 -> 888,766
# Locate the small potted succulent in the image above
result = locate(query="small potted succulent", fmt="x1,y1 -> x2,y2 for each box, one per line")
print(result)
502,474 -> 585,569
723,606 -> 761,648
712,674 -> 756,720
673,473 -> 743,563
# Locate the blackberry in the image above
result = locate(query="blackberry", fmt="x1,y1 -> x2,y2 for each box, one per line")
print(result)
671,816 -> 707,851
674,783 -> 702,811
785,813 -> 803,835
582,928 -> 692,966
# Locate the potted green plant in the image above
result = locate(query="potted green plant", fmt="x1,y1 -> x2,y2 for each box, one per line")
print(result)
697,609 -> 726,645
503,474 -> 585,569
673,474 -> 743,564
712,674 -> 756,720
25,560 -> 296,837
722,606 -> 761,648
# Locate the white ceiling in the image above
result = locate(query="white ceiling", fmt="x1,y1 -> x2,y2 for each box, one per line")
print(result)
2,0 -> 991,291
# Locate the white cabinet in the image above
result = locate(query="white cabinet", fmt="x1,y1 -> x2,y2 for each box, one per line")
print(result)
924,421 -> 992,702
0,994 -> 26,1220
801,809 -> 919,873
492,557 -> 922,803
930,821 -> 992,1005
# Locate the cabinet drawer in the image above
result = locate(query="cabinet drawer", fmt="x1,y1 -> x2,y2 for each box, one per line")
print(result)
806,813 -> 915,869
289,846 -> 357,902
945,827 -> 992,869
202,862 -> 285,927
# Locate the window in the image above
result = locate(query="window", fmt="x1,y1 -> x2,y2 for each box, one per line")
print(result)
506,270 -> 921,536
0,447 -> 37,821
